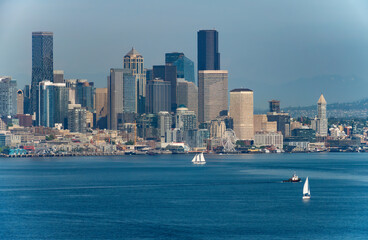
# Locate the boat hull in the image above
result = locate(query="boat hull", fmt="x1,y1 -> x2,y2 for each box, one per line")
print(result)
303,195 -> 311,199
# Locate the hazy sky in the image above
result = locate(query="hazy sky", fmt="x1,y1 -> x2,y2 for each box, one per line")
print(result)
1,0 -> 368,108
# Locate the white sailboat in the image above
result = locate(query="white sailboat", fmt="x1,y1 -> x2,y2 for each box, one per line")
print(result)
191,153 -> 206,165
303,177 -> 311,199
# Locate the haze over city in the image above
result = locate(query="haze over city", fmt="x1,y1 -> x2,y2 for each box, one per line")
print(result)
1,0 -> 368,108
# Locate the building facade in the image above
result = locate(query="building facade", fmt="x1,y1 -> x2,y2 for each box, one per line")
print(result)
176,79 -> 198,118
53,83 -> 69,128
123,48 -> 146,114
229,88 -> 254,140
0,77 -> 17,117
68,104 -> 86,133
165,52 -> 195,84
95,88 -> 108,129
31,32 -> 53,115
16,89 -> 24,115
197,30 -> 220,71
146,79 -> 171,114
198,70 -> 228,123
316,94 -> 328,137
53,70 -> 64,83
107,69 -> 124,130
123,69 -> 137,113
37,80 -> 54,127
254,131 -> 283,149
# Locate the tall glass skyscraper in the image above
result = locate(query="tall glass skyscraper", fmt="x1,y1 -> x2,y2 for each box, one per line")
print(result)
53,83 -> 69,128
197,30 -> 220,71
107,69 -> 124,130
0,77 -> 17,117
123,69 -> 137,113
32,32 -> 53,119
165,52 -> 195,84
38,81 -> 54,127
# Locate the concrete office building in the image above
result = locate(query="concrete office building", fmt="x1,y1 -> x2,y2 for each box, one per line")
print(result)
229,88 -> 254,140
107,69 -> 124,130
198,70 -> 228,123
316,94 -> 328,137
31,32 -> 53,115
17,89 -> 24,115
158,111 -> 172,143
254,131 -> 283,149
176,79 -> 198,118
95,88 -> 108,129
197,30 -> 220,71
254,114 -> 277,133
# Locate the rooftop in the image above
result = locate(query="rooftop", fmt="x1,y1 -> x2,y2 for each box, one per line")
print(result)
230,88 -> 253,92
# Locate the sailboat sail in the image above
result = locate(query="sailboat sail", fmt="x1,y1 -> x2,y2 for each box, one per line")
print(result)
200,153 -> 205,162
303,177 -> 310,195
191,154 -> 197,162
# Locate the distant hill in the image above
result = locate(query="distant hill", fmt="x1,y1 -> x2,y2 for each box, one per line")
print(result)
252,74 -> 368,108
283,98 -> 368,118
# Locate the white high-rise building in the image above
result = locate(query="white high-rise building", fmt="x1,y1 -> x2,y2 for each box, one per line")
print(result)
316,94 -> 328,137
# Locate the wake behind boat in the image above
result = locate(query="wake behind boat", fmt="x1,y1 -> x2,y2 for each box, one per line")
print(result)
192,153 -> 206,165
303,177 -> 311,199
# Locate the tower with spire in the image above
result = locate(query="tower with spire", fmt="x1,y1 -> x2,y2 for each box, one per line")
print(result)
316,94 -> 328,137
123,47 -> 146,114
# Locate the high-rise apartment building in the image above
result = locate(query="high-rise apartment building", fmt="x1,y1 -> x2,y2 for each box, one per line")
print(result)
123,48 -> 146,114
146,78 -> 171,114
229,88 -> 254,140
107,69 -> 124,130
16,90 -> 24,115
175,106 -> 197,131
53,70 -> 64,83
0,77 -> 17,117
158,111 -> 172,143
198,70 -> 228,123
165,52 -> 195,84
197,30 -> 220,71
316,94 -> 328,137
68,104 -> 86,133
31,32 -> 53,116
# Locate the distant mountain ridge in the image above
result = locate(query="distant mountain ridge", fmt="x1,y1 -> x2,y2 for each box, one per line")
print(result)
283,98 -> 368,118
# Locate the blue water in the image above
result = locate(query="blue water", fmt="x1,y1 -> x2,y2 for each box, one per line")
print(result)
0,153 -> 368,239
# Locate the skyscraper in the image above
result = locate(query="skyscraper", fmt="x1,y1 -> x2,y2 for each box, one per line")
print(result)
37,80 -> 54,127
198,70 -> 228,123
123,69 -> 137,113
146,78 -> 171,114
0,77 -> 17,117
158,111 -> 172,143
153,65 -> 177,112
165,52 -> 195,84
269,100 -> 280,113
68,104 -> 86,133
107,69 -> 124,130
176,79 -> 198,117
16,89 -> 24,115
229,88 -> 254,140
197,30 -> 220,71
31,32 -> 53,116
317,94 -> 328,137
123,48 -> 146,114
76,80 -> 94,112
23,85 -> 31,115
53,83 -> 69,128
94,88 -> 108,129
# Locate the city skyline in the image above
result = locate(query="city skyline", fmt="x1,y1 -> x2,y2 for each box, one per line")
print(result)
2,1 -> 368,108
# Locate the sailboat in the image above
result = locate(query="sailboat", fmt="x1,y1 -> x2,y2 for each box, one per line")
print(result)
191,153 -> 206,165
303,177 -> 311,199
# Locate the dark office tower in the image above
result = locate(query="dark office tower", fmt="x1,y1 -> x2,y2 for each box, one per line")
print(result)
165,52 -> 195,84
107,69 -> 123,130
23,85 -> 31,114
153,65 -> 177,112
269,100 -> 280,113
53,83 -> 69,128
31,32 -> 53,117
53,70 -> 64,83
146,79 -> 171,114
197,30 -> 220,71
76,80 -> 94,111
146,69 -> 153,82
